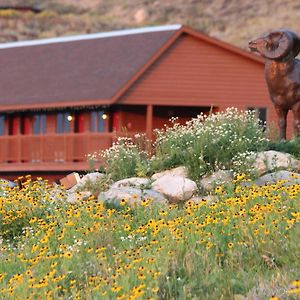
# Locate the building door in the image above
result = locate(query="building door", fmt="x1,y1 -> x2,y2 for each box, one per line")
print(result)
8,114 -> 20,135
75,112 -> 85,133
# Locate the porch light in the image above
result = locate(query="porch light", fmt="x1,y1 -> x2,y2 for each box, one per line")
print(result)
67,115 -> 73,121
102,113 -> 108,120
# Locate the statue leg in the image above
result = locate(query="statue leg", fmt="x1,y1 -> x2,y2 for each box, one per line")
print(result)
274,106 -> 288,140
292,102 -> 300,137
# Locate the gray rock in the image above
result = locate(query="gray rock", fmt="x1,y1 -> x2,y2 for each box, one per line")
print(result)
199,170 -> 233,192
66,191 -> 92,204
0,178 -> 16,188
251,170 -> 300,187
69,172 -> 105,192
98,187 -> 167,206
253,150 -> 300,176
111,177 -> 150,189
151,166 -> 188,180
151,175 -> 197,203
0,178 -> 16,195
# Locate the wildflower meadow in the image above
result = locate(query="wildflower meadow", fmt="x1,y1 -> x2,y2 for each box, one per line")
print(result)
0,108 -> 299,299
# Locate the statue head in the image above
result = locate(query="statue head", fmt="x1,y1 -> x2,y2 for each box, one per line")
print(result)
248,29 -> 300,60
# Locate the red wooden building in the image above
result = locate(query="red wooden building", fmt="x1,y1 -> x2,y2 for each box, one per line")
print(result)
0,24 -> 283,181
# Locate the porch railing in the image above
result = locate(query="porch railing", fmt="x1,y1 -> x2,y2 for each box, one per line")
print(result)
0,132 -> 116,169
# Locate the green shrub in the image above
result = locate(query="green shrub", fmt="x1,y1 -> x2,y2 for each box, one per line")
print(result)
266,137 -> 300,159
92,108 -> 269,181
151,107 -> 269,180
97,136 -> 150,181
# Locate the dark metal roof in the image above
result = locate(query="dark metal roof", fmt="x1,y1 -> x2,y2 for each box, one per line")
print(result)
0,26 -> 179,109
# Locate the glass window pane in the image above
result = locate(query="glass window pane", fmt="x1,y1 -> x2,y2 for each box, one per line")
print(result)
258,108 -> 267,124
33,115 -> 40,134
41,114 -> 46,134
98,111 -> 105,132
64,113 -> 70,133
90,111 -> 97,132
246,106 -> 267,127
0,115 -> 5,135
57,113 -> 63,134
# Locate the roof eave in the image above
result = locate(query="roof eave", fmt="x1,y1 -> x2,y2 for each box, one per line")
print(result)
181,26 -> 265,64
0,24 -> 183,50
0,99 -> 113,113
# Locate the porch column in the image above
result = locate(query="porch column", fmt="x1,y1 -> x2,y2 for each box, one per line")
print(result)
146,104 -> 153,139
12,115 -> 21,163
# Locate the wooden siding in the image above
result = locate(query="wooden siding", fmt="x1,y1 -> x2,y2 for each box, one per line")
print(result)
119,33 -> 295,137
118,106 -> 147,132
119,34 -> 269,106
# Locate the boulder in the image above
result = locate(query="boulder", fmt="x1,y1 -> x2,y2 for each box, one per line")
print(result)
111,177 -> 150,189
134,8 -> 148,23
50,184 -> 93,204
151,175 -> 197,203
98,187 -> 167,206
66,191 -> 92,204
199,170 -> 233,192
151,166 -> 188,180
0,178 -> 16,188
69,172 -> 105,193
60,172 -> 80,189
251,170 -> 300,187
253,150 -> 300,176
0,178 -> 16,197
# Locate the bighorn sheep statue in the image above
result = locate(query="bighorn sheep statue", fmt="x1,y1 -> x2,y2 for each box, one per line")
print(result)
249,29 -> 300,140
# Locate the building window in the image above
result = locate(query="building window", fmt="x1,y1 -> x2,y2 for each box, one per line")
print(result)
33,114 -> 46,134
247,107 -> 267,127
90,111 -> 106,132
56,112 -> 72,133
0,115 -> 5,135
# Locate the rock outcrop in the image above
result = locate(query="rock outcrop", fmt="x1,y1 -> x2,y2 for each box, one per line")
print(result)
199,170 -> 233,192
56,152 -> 300,207
98,187 -> 167,207
151,175 -> 197,203
251,170 -> 300,187
253,150 -> 300,176
69,172 -> 106,193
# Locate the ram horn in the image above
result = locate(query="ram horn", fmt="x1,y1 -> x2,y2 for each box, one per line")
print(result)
290,30 -> 300,57
264,30 -> 293,60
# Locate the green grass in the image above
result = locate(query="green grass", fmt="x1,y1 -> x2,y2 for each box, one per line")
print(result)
0,175 -> 299,299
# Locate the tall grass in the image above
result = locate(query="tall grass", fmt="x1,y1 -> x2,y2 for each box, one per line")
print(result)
0,176 -> 299,299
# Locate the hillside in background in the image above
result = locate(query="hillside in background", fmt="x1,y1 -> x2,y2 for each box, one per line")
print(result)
0,0 -> 299,50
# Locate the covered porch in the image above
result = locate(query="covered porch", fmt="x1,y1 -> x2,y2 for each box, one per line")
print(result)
0,104 -> 215,181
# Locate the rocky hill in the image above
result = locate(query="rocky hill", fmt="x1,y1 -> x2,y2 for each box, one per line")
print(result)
0,0 -> 299,50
